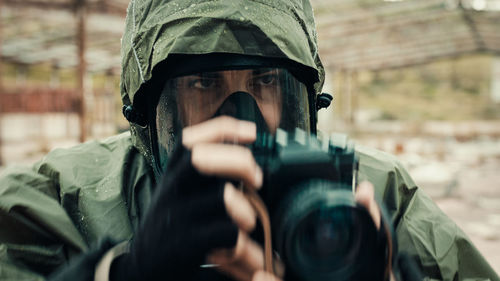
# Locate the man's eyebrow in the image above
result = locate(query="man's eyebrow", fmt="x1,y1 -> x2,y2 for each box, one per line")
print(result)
252,68 -> 275,75
184,72 -> 221,79
198,72 -> 223,78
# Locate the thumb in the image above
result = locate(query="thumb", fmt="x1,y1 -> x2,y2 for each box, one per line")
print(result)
252,271 -> 282,281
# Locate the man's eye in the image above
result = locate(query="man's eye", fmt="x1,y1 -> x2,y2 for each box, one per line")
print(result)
255,74 -> 277,85
189,78 -> 216,89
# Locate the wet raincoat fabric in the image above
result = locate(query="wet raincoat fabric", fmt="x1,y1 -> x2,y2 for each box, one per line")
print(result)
0,0 -> 498,280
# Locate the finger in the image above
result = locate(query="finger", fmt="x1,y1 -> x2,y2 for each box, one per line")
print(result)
191,143 -> 263,189
225,182 -> 257,232
207,231 -> 264,273
355,181 -> 381,229
183,116 -> 256,148
208,243 -> 285,280
253,271 -> 282,281
212,261 -> 254,281
215,262 -> 283,281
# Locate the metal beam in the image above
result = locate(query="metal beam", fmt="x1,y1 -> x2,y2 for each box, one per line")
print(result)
0,0 -> 3,165
460,6 -> 488,52
3,0 -> 72,10
3,0 -> 126,16
76,0 -> 87,142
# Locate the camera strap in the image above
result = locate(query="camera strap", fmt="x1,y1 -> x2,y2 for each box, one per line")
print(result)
240,183 -> 278,275
380,217 -> 394,280
377,203 -> 396,281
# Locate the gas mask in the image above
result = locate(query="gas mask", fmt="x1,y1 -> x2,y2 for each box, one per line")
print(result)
153,67 -> 311,176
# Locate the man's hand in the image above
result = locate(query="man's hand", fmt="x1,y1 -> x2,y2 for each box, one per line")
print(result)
110,116 -> 272,281
183,116 -> 274,281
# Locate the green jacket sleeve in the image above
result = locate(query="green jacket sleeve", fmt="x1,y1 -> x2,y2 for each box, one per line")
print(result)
0,165 -> 87,280
357,144 -> 499,281
0,133 -> 151,281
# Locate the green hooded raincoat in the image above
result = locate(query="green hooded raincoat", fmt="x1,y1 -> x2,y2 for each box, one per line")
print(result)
0,0 -> 498,280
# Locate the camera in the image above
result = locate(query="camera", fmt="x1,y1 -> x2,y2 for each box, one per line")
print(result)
252,129 -> 391,281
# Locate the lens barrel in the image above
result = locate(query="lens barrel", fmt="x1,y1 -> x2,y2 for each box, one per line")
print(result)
273,181 -> 380,281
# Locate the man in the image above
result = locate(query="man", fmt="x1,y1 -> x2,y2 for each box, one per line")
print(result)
0,0 -> 498,280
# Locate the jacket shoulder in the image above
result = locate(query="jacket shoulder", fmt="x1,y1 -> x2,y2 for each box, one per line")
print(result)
355,144 -> 417,198
34,132 -> 149,191
33,132 -> 153,241
36,132 -> 135,171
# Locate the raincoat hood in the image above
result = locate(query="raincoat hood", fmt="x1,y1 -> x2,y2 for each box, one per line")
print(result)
120,0 -> 325,166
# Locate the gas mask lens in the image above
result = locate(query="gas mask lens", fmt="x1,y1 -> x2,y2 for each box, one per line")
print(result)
155,68 -> 311,174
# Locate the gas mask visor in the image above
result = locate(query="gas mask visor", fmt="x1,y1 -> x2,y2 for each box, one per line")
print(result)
154,67 -> 311,175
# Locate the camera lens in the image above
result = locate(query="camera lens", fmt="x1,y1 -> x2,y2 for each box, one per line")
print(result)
275,183 -> 379,281
294,207 -> 366,272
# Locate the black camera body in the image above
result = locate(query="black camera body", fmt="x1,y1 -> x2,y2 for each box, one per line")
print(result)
252,129 -> 389,281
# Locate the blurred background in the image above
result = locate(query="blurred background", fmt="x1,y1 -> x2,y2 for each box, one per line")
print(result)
0,0 -> 499,274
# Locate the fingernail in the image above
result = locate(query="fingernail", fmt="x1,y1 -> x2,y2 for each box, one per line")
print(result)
254,167 -> 263,189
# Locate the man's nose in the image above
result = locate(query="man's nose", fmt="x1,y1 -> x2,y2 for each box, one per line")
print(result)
224,71 -> 251,95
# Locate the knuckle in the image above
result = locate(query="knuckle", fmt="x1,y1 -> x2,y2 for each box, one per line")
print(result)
218,115 -> 237,128
213,117 -> 238,141
224,183 -> 236,203
241,153 -> 257,174
241,148 -> 255,164
181,130 -> 194,146
233,233 -> 247,260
